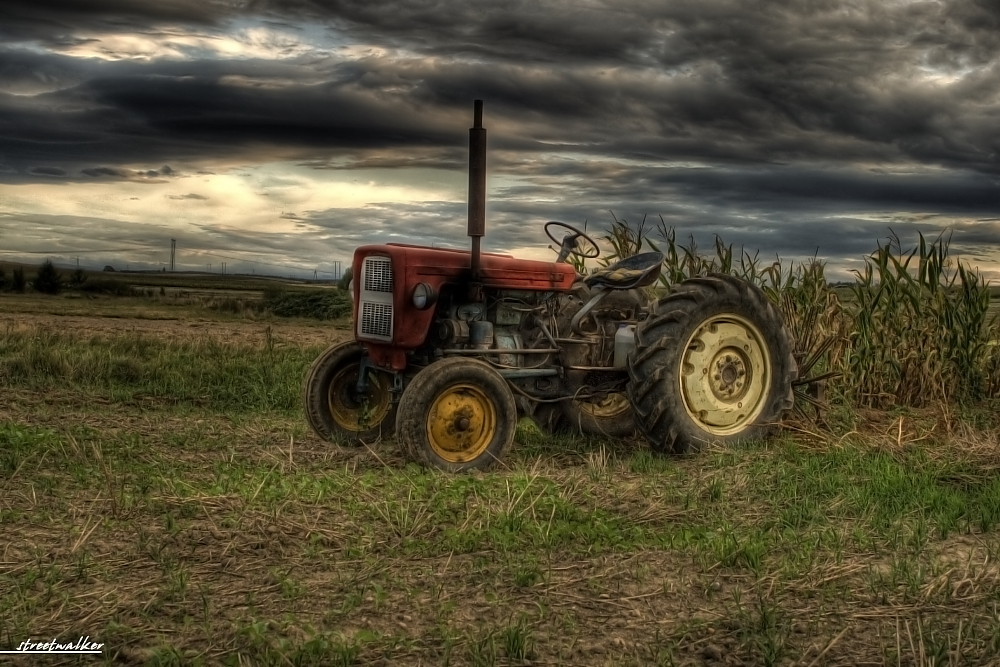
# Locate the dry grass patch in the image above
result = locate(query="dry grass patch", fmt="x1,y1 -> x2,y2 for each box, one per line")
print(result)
3,289 -> 1000,665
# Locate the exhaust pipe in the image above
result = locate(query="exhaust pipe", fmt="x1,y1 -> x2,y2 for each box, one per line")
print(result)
468,99 -> 486,282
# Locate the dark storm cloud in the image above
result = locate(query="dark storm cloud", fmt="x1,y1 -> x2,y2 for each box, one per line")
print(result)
0,48 -> 464,179
2,0 -> 1000,274
275,0 -> 1000,170
28,166 -> 68,177
0,0 -> 244,43
266,0 -> 656,64
4,0 -> 999,177
81,165 -> 177,181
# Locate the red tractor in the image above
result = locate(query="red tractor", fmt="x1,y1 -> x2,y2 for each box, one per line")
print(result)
305,101 -> 796,471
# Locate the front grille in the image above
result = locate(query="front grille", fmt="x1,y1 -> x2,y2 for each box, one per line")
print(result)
360,302 -> 393,339
363,257 -> 393,292
358,255 -> 394,342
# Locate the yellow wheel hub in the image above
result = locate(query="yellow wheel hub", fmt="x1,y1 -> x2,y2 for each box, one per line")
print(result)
427,384 -> 497,463
328,365 -> 392,432
680,315 -> 771,435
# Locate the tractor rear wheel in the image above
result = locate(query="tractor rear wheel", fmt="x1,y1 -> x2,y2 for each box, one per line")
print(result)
396,358 -> 517,472
303,342 -> 395,444
628,274 -> 796,454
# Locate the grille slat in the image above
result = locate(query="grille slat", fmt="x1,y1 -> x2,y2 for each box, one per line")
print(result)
358,255 -> 394,342
360,302 -> 393,339
363,257 -> 393,292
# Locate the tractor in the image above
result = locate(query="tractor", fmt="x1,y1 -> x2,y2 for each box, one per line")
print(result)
304,101 -> 797,471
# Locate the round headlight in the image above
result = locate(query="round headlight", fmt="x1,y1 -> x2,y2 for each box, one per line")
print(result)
412,282 -> 436,309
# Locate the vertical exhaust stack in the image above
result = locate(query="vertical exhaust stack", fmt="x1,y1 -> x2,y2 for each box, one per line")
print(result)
468,100 -> 486,282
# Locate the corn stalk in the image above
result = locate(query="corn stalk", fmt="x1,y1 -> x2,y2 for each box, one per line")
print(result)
845,231 -> 994,408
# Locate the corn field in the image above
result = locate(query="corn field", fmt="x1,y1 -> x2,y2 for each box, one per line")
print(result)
598,215 -> 1000,412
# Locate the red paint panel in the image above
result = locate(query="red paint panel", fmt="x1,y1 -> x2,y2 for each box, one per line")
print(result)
352,243 -> 576,368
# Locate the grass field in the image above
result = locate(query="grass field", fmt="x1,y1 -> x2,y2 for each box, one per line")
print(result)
2,281 -> 1000,665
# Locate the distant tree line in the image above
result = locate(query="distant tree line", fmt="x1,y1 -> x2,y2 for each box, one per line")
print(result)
0,260 -> 88,295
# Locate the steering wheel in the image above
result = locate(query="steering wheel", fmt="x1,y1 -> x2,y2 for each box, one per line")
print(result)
544,221 -> 600,260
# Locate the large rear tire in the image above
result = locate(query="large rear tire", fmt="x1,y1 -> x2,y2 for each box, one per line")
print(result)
396,358 -> 517,472
627,274 -> 796,454
303,342 -> 395,444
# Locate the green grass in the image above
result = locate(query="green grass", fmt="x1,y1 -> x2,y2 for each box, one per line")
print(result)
3,378 -> 1000,664
0,326 -> 316,413
2,258 -> 1000,664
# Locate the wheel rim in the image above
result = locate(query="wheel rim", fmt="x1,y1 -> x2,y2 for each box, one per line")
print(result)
680,314 -> 771,436
327,364 -> 392,432
426,384 -> 497,463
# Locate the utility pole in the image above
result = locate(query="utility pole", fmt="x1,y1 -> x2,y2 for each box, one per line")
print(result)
170,239 -> 176,271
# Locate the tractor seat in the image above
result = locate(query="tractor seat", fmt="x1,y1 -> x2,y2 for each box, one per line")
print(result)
585,251 -> 664,290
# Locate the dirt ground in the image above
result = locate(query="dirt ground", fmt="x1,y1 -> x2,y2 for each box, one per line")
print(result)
4,302 -> 1000,665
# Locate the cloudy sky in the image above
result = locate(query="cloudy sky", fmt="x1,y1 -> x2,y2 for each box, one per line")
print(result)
1,0 -> 998,280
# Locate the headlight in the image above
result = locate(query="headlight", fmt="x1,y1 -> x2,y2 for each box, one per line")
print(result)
347,279 -> 354,303
412,282 -> 437,309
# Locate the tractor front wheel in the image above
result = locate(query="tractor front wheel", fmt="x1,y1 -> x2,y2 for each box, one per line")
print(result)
303,342 -> 395,444
628,274 -> 796,454
396,358 -> 517,472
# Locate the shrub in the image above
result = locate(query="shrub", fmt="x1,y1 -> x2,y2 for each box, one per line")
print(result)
339,266 -> 353,290
11,267 -> 26,293
263,290 -> 351,320
34,260 -> 62,295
